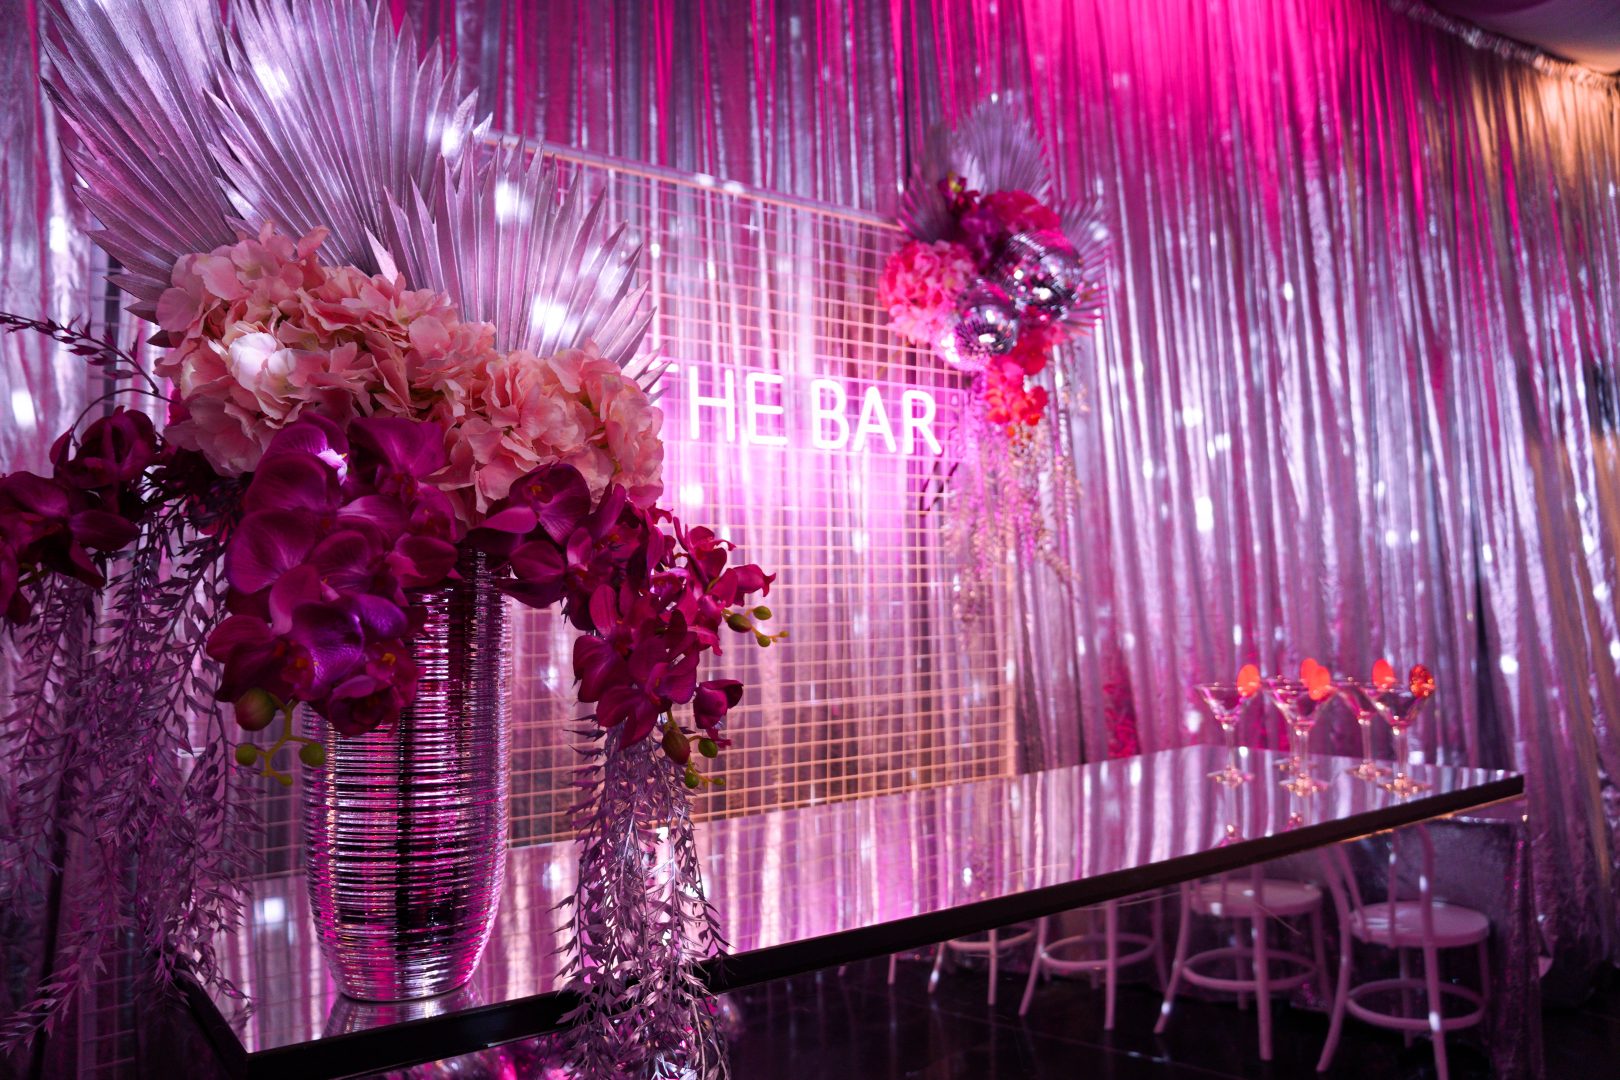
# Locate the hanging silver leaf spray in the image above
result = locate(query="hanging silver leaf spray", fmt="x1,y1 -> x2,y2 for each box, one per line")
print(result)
560,727 -> 729,1079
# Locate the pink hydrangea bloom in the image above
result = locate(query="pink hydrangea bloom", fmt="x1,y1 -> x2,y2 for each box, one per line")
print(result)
877,239 -> 976,347
155,224 -> 479,475
437,344 -> 663,515
579,350 -> 664,507
152,224 -> 662,524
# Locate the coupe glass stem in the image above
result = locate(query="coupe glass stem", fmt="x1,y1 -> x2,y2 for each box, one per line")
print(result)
1276,709 -> 1300,773
1345,706 -> 1388,781
1283,721 -> 1326,794
1393,727 -> 1410,788
1224,720 -> 1240,776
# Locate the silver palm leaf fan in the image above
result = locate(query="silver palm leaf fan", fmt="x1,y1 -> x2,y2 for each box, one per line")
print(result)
382,138 -> 656,387
210,0 -> 482,276
43,0 -> 654,383
1056,197 -> 1112,332
898,98 -> 1053,242
43,0 -> 241,319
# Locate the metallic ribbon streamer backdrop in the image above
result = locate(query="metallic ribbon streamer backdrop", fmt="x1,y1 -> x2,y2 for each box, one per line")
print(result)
3,0 -> 1618,1066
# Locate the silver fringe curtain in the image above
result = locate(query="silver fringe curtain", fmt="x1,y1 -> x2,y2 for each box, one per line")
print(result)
4,0 -> 1616,1018
406,0 -> 1620,994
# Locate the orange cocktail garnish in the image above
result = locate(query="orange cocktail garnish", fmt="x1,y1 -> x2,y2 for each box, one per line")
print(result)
1302,657 -> 1334,701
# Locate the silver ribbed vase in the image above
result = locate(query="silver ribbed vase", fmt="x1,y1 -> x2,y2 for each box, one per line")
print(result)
302,556 -> 511,1002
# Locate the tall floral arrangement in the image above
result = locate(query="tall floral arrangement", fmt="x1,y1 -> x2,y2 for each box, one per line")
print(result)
0,0 -> 773,1073
882,100 -> 1110,617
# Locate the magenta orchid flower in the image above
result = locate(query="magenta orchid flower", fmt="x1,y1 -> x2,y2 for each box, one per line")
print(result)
49,407 -> 158,515
203,419 -> 775,765
0,472 -> 140,595
212,416 -> 463,734
693,679 -> 743,734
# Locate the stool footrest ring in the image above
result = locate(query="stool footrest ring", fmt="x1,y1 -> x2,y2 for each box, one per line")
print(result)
1180,945 -> 1316,994
1343,978 -> 1486,1033
1039,931 -> 1157,975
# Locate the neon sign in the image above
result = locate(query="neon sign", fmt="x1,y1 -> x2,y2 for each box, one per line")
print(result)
670,365 -> 955,456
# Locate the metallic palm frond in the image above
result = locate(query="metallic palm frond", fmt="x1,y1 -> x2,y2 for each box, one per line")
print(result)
900,98 -> 1052,241
43,0 -> 239,316
385,139 -> 654,376
1058,198 -> 1112,330
211,0 -> 480,274
46,0 -> 654,379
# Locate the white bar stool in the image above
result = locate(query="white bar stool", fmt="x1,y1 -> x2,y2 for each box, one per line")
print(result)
1156,865 -> 1330,1061
1317,826 -> 1489,1080
1017,897 -> 1166,1029
913,923 -> 1038,1006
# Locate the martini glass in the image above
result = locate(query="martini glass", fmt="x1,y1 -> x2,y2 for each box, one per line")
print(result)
1283,685 -> 1331,796
1337,680 -> 1391,782
1264,677 -> 1310,777
1194,682 -> 1252,786
1375,689 -> 1432,796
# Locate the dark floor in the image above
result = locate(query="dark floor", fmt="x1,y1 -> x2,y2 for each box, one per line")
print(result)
726,956 -> 1620,1079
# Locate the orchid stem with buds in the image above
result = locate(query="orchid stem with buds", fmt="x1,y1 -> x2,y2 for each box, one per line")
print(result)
235,704 -> 326,786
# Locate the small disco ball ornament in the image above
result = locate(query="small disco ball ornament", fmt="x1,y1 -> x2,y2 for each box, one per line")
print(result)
993,229 -> 1084,323
937,282 -> 1020,371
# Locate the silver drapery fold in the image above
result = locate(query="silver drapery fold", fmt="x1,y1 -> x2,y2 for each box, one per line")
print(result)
0,4 -> 91,475
3,0 -> 1617,1034
1015,0 -> 1620,995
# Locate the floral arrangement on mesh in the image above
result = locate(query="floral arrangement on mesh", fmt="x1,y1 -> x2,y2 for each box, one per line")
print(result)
879,102 -> 1108,436
882,101 -> 1110,617
0,0 -> 775,1073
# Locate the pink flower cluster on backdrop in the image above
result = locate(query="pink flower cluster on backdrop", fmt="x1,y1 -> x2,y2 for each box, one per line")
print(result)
876,239 -> 977,347
880,185 -> 1071,435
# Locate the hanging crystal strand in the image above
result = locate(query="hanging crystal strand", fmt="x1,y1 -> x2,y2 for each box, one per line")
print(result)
562,725 -> 729,1079
1035,346 -> 1087,585
945,353 -> 1085,625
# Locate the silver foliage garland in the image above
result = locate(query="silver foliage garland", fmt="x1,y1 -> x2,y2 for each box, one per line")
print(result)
0,449 -> 252,1050
560,726 -> 728,1079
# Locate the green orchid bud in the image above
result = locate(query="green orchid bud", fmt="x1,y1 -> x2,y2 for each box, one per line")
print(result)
752,605 -> 773,621
234,743 -> 259,766
725,611 -> 753,633
299,742 -> 327,768
697,738 -> 719,759
234,688 -> 281,732
711,776 -> 727,789
683,766 -> 701,789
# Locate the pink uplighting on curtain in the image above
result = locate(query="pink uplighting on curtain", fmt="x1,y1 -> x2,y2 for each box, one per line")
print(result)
2,0 -> 1617,1065
392,0 -> 1620,995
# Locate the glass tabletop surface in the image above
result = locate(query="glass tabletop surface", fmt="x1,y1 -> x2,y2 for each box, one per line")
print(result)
213,744 -> 1520,1058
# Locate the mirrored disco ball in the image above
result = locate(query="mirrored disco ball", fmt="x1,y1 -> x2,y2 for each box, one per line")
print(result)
993,229 -> 1084,323
937,282 -> 1020,372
